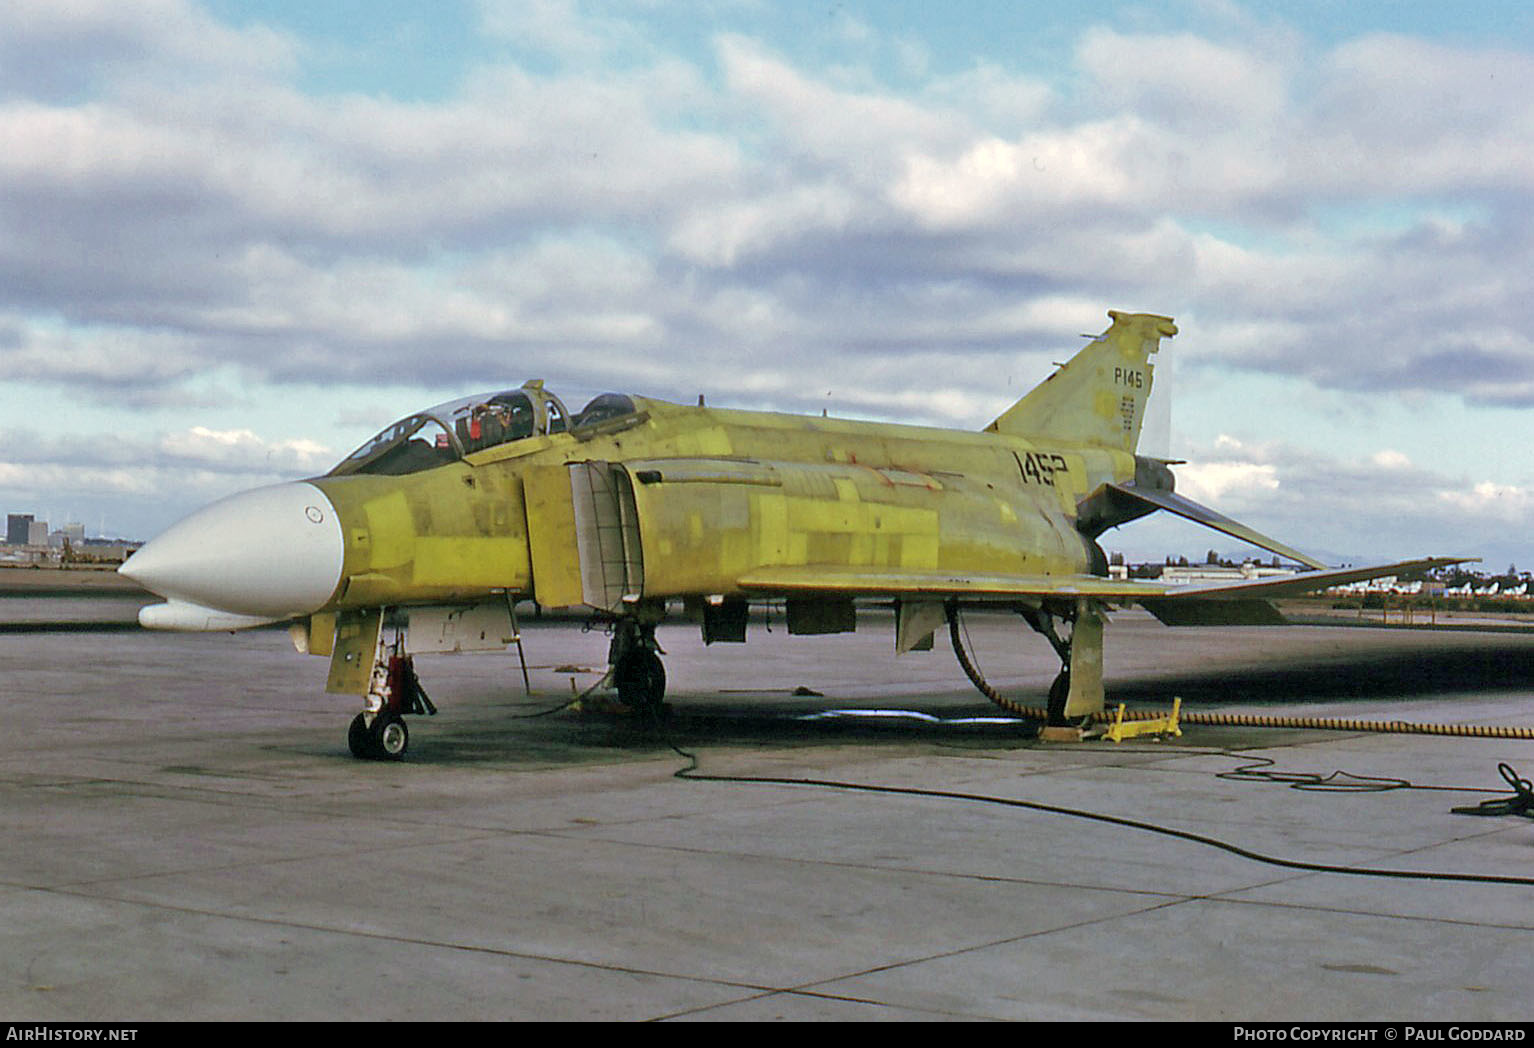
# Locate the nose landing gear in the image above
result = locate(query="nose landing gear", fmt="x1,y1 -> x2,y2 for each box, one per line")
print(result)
348,709 -> 410,760
348,650 -> 435,760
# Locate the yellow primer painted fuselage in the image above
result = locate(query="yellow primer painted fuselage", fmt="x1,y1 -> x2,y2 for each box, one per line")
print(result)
123,311 -> 1471,745
308,400 -> 1134,614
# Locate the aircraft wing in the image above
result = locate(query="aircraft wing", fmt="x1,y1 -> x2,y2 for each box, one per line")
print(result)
736,557 -> 1473,625
738,565 -> 1180,601
1146,557 -> 1474,599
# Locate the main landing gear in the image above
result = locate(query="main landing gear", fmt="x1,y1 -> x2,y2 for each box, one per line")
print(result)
950,598 -> 1106,728
349,650 -> 436,760
1019,605 -> 1078,727
608,617 -> 667,715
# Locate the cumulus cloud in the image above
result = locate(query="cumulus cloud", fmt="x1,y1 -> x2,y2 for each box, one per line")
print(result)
1176,460 -> 1281,503
0,318 -> 208,391
1437,481 -> 1534,523
3,424 -> 332,477
1314,34 -> 1534,191
2,3 -> 1532,554
476,0 -> 651,66
1076,28 -> 1291,129
1152,433 -> 1534,565
0,420 -> 339,539
156,426 -> 332,472
5,6 -> 1529,407
0,0 -> 295,100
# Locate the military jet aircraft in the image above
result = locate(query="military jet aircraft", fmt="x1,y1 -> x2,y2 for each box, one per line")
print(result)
120,311 -> 1463,758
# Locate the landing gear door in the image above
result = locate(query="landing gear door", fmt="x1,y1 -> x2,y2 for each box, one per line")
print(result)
523,464 -> 584,609
326,608 -> 383,695
523,461 -> 645,612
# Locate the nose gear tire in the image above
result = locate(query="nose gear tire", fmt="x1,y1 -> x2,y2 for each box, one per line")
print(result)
347,711 -> 410,760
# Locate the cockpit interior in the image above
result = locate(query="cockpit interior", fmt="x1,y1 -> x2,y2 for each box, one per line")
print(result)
330,382 -> 639,477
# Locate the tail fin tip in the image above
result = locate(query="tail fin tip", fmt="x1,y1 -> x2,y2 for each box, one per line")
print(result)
986,309 -> 1177,451
1108,309 -> 1178,340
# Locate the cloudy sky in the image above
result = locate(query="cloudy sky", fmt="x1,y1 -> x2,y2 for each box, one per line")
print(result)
3,0 -> 1532,570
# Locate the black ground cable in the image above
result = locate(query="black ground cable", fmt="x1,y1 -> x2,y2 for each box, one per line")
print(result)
1214,753 -> 1534,823
507,670 -> 613,718
660,742 -> 1534,887
1217,754 -> 1417,793
1452,763 -> 1534,819
1221,755 -> 1534,815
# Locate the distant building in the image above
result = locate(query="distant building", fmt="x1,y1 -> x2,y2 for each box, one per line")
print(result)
1160,561 -> 1298,585
6,514 -> 33,546
79,539 -> 141,564
27,520 -> 48,546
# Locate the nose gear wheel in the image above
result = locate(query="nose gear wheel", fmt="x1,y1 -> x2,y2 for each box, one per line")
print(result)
348,711 -> 409,760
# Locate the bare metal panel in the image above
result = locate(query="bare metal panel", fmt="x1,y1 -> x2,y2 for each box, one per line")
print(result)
895,599 -> 946,653
405,602 -> 516,653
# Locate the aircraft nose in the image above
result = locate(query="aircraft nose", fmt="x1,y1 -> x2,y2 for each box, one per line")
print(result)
120,482 -> 345,619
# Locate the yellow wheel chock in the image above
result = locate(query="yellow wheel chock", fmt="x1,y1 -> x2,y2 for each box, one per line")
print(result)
1104,698 -> 1182,743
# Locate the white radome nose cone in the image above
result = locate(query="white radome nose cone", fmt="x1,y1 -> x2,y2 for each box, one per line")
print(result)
120,482 -> 344,619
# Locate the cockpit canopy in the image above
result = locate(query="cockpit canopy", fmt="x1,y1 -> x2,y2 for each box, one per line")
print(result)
330,383 -> 638,477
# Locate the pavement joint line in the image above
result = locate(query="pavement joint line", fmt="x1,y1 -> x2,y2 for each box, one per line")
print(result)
12,882 -> 791,998
769,896 -> 1195,995
9,749 -> 1528,875
518,828 -> 1199,900
1187,893 -> 1534,934
2,820 -> 1195,904
642,898 -> 1201,1021
0,827 -> 525,893
33,882 -> 1187,1021
650,985 -> 988,1022
3,774 -> 825,831
674,771 -> 1534,886
2,859 -> 1221,1006
704,890 -> 1534,1015
18,768 -> 1519,898
13,814 -> 1527,919
20,871 -> 1531,976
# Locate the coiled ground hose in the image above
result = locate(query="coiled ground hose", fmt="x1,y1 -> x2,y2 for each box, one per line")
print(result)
948,610 -> 1534,740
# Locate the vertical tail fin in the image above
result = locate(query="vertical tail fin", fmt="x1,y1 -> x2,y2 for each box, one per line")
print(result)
986,310 -> 1176,451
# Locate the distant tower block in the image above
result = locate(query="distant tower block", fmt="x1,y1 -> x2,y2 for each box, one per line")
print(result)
6,513 -> 33,545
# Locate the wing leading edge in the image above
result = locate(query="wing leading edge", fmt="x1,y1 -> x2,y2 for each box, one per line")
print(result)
737,556 -> 1472,611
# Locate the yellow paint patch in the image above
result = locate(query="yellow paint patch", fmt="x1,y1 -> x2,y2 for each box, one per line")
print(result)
411,537 -> 529,588
900,533 -> 939,569
362,490 -> 415,570
755,493 -> 789,564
